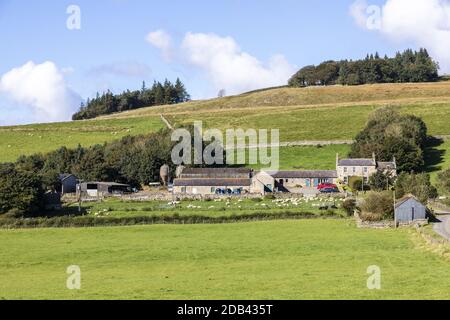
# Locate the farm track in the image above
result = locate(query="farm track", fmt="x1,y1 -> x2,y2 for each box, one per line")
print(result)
434,215 -> 450,241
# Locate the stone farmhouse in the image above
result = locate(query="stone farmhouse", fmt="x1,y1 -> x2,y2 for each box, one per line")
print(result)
172,154 -> 397,196
336,153 -> 397,184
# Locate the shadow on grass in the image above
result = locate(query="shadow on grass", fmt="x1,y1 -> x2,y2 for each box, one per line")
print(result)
424,136 -> 446,175
27,206 -> 92,218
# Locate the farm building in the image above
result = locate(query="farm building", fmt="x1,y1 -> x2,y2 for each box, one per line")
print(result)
269,170 -> 338,192
59,174 -> 78,194
77,182 -> 131,197
252,171 -> 276,194
336,153 -> 396,184
173,168 -> 253,195
395,195 -> 428,223
173,168 -> 339,195
171,153 -> 398,196
174,178 -> 252,195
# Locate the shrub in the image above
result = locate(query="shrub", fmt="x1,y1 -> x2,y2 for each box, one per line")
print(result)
0,163 -> 44,216
342,199 -> 357,217
360,191 -> 394,221
359,211 -> 384,222
3,208 -> 25,219
395,172 -> 438,203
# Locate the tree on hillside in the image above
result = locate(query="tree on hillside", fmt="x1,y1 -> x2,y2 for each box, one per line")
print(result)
72,78 -> 191,120
349,107 -> 428,173
289,48 -> 439,88
174,78 -> 190,103
218,89 -> 226,98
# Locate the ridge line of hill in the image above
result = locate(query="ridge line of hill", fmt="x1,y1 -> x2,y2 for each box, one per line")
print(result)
96,96 -> 450,120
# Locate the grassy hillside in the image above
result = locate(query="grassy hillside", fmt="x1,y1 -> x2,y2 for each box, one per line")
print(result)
1,82 -> 450,165
1,220 -> 450,300
0,116 -> 164,163
235,145 -> 351,171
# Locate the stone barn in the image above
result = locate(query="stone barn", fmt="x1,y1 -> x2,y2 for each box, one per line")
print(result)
173,168 -> 253,195
395,195 -> 427,223
77,182 -> 131,197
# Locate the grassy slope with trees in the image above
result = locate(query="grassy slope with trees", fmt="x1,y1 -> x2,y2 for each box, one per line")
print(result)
2,82 -> 450,163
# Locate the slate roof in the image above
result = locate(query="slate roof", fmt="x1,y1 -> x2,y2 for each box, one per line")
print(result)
338,159 -> 376,166
395,194 -> 425,209
180,167 -> 252,178
377,162 -> 397,170
173,178 -> 252,187
269,170 -> 338,179
59,174 -> 77,181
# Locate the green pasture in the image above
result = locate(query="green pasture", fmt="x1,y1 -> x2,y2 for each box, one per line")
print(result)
1,220 -> 450,300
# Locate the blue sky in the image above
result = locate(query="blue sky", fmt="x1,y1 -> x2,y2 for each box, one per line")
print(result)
0,0 -> 445,125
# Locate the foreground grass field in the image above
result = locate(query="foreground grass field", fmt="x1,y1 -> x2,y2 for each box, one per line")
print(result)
1,220 -> 450,300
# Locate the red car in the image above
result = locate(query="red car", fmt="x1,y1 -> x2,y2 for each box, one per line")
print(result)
317,183 -> 337,190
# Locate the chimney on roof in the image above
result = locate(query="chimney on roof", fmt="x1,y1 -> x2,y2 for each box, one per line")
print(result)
372,152 -> 376,164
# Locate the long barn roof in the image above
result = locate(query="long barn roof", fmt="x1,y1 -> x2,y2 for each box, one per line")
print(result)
269,170 -> 338,179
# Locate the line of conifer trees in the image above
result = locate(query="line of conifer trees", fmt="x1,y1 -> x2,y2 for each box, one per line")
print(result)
72,78 -> 190,120
288,49 -> 439,87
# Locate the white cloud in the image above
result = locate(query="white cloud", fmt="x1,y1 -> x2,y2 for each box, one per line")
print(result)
88,61 -> 151,78
172,32 -> 293,95
0,61 -> 81,123
146,29 -> 173,61
350,0 -> 450,72
180,32 -> 294,95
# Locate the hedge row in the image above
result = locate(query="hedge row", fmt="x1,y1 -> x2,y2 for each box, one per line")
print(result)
0,211 -> 343,229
